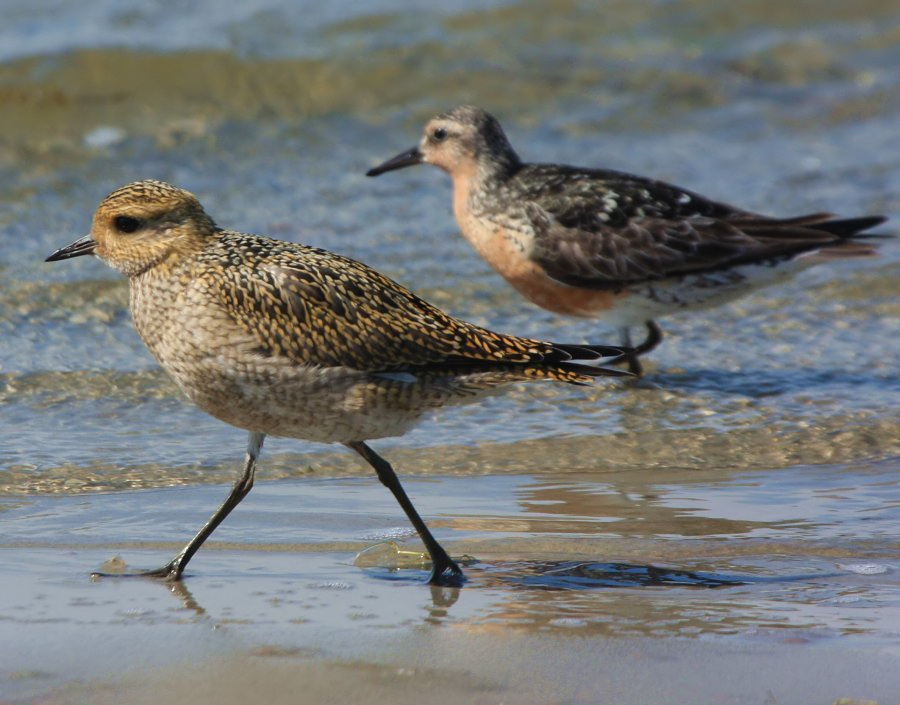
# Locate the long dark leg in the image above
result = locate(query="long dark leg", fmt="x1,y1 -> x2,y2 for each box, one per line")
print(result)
618,321 -> 663,376
93,432 -> 266,581
347,441 -> 464,586
618,326 -> 642,377
635,320 -> 663,356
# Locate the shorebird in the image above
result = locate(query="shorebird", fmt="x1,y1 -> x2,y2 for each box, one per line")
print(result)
45,180 -> 630,586
367,105 -> 887,375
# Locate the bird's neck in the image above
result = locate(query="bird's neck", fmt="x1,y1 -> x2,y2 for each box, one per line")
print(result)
453,154 -> 519,220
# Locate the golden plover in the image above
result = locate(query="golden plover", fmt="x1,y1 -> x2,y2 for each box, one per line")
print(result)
46,179 -> 631,586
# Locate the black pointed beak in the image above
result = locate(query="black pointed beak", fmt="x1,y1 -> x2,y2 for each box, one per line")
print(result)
366,147 -> 423,177
45,236 -> 96,262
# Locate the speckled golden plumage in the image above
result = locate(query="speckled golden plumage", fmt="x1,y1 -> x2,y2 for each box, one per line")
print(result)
46,179 -> 629,586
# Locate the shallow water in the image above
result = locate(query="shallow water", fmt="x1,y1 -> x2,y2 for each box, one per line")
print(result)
1,0 -> 899,702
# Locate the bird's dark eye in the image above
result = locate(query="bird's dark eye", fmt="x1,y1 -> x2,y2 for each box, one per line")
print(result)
432,127 -> 447,141
113,215 -> 142,233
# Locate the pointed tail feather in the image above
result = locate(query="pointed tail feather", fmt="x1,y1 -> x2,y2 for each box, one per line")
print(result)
811,215 -> 888,238
549,343 -> 636,379
753,214 -> 888,237
806,216 -> 890,259
737,213 -> 891,260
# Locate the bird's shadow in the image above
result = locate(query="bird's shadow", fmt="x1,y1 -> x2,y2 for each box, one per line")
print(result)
364,559 -> 840,590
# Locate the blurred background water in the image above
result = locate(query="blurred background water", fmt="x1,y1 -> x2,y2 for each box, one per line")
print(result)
0,1 -> 899,700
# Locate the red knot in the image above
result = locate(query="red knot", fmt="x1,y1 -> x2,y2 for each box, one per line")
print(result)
367,105 -> 888,376
46,179 -> 631,586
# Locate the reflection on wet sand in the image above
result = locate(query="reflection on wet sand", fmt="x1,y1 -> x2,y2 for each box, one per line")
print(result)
1,466 -> 897,704
86,543 -> 892,643
517,478 -> 783,538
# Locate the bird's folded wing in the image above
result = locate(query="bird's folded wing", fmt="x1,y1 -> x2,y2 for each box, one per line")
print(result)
525,202 -> 848,289
210,242 -> 549,370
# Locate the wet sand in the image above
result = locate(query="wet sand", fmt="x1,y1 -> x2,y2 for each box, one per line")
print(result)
30,631 -> 900,705
3,467 -> 899,704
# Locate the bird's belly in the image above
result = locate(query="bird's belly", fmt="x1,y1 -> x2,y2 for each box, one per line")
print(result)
165,358 -> 503,444
605,262 -> 806,326
458,217 -> 624,317
506,268 -> 624,318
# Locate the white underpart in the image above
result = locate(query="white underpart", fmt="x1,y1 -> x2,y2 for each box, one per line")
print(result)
603,258 -> 817,327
